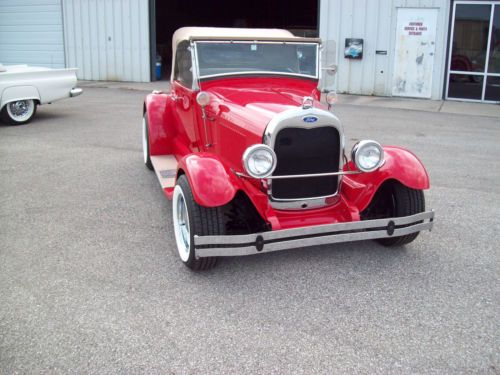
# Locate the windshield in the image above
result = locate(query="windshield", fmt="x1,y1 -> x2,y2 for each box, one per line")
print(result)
195,42 -> 318,79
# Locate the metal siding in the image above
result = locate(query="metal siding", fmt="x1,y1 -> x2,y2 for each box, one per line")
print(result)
96,0 -> 107,80
0,0 -> 65,68
337,0 -> 352,93
320,0 -> 448,99
374,0 -> 393,95
361,0 -> 377,94
430,0 -> 450,100
350,0 -> 366,94
404,0 -> 422,7
63,0 -> 150,82
139,0 -> 150,82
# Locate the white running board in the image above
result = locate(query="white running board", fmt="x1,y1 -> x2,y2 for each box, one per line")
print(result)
150,155 -> 177,189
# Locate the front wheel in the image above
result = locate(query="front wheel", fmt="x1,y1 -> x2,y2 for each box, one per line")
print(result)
0,99 -> 37,125
172,175 -> 224,271
361,181 -> 425,246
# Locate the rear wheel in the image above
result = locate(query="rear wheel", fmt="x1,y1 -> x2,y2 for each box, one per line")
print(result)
142,114 -> 153,170
173,175 -> 223,271
361,180 -> 425,246
1,99 -> 37,125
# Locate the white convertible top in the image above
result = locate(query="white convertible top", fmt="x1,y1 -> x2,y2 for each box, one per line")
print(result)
170,27 -> 321,81
172,27 -> 297,47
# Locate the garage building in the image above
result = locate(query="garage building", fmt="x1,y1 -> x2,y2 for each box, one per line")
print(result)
0,0 -> 498,103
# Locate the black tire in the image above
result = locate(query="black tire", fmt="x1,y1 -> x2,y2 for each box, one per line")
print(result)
361,180 -> 425,246
173,175 -> 224,271
0,100 -> 37,125
142,114 -> 154,170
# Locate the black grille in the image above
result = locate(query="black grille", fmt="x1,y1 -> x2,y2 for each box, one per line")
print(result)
272,126 -> 340,200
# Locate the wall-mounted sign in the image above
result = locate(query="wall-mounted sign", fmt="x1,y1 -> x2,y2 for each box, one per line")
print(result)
344,38 -> 363,59
403,21 -> 428,36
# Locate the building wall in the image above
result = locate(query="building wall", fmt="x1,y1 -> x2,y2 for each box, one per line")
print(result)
320,0 -> 450,100
62,0 -> 150,82
0,0 -> 65,68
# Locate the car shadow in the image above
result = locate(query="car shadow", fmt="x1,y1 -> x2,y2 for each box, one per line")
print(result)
33,111 -> 73,122
223,240 -> 409,269
0,111 -> 73,127
180,238 -> 427,288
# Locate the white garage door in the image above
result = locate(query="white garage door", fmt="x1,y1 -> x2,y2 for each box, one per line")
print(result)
0,0 -> 65,68
62,0 -> 151,82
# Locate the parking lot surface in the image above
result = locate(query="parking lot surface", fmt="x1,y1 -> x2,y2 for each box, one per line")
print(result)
1,87 -> 499,374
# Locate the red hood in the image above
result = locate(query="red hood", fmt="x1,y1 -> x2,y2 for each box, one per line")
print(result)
201,77 -> 321,138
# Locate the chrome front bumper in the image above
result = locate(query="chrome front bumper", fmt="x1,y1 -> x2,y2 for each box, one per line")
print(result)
194,210 -> 434,258
70,87 -> 83,97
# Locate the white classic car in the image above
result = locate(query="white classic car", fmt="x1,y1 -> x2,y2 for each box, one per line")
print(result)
0,64 -> 82,125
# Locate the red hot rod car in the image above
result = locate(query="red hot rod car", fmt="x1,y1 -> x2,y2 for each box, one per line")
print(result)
142,27 -> 434,271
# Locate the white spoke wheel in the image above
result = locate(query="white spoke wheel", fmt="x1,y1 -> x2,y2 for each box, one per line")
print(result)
172,175 -> 223,271
142,114 -> 153,170
173,185 -> 191,262
1,99 -> 37,125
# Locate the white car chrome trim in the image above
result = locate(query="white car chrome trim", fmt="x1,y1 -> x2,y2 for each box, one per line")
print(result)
263,107 -> 345,209
70,87 -> 83,97
234,170 -> 361,179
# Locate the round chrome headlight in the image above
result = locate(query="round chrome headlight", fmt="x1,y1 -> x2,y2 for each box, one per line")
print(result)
351,140 -> 384,172
242,144 -> 277,178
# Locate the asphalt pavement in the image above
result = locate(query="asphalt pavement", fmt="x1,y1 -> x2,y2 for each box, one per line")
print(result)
1,87 -> 499,374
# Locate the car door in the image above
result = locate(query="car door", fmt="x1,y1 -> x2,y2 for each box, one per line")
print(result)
172,41 -> 200,151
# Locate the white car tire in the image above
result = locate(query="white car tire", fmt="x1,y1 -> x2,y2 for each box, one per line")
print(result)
173,175 -> 222,271
1,99 -> 37,125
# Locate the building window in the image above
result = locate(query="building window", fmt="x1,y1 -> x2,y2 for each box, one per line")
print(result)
446,1 -> 500,102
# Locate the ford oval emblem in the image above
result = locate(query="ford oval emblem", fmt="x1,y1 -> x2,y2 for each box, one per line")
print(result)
303,116 -> 318,123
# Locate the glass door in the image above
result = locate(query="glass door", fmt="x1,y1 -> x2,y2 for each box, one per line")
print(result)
446,1 -> 500,102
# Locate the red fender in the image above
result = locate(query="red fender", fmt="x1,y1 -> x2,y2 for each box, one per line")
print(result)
144,93 -> 176,155
177,153 -> 239,207
342,146 -> 430,212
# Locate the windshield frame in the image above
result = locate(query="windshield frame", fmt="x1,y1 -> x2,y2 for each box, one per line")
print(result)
192,40 -> 320,82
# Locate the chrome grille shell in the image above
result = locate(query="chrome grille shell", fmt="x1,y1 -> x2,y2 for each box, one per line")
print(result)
263,107 -> 345,210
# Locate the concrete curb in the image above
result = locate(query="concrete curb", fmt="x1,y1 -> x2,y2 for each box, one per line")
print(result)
78,80 -> 169,92
336,94 -> 500,118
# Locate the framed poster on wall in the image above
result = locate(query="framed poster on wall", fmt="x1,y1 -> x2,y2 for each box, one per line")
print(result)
344,38 -> 363,59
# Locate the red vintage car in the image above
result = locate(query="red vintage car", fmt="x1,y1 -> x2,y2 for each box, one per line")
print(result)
142,27 -> 434,271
